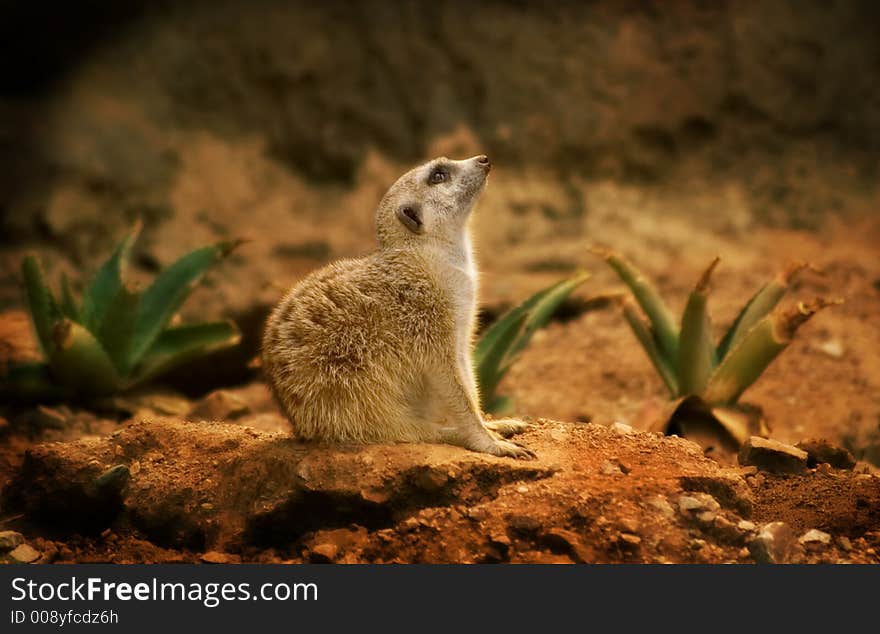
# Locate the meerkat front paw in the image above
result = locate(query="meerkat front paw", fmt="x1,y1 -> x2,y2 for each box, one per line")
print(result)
484,418 -> 533,438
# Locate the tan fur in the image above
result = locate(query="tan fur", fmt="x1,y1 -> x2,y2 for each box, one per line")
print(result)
262,156 -> 532,458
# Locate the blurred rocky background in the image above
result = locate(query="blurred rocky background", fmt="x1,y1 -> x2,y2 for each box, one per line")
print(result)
1,0 -> 878,387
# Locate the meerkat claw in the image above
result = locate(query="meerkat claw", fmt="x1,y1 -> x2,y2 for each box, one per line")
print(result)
491,439 -> 536,460
484,418 -> 533,438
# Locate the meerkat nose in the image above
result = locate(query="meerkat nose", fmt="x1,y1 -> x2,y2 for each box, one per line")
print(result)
475,155 -> 491,170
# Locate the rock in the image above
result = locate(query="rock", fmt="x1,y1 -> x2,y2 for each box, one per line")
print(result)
647,496 -> 675,519
0,530 -> 25,551
309,543 -> 339,563
412,467 -> 449,492
466,507 -> 489,522
508,514 -> 542,536
837,536 -> 852,552
35,541 -> 59,564
795,438 -> 856,470
618,533 -> 641,548
487,532 -> 512,555
749,522 -> 801,563
201,551 -> 239,564
815,339 -> 844,358
738,437 -> 808,474
400,517 -> 420,532
679,474 -> 754,516
696,511 -> 716,525
8,543 -> 40,564
95,465 -> 131,494
678,493 -> 720,514
618,517 -> 640,534
709,515 -> 742,543
799,529 -> 832,548
737,520 -> 756,532
600,460 -> 623,475
610,422 -> 634,436
189,390 -> 251,421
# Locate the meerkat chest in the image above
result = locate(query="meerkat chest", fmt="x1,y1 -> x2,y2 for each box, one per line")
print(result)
421,242 -> 478,348
445,260 -> 478,354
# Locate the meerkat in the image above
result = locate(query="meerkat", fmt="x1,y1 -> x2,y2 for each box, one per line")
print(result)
262,155 -> 533,458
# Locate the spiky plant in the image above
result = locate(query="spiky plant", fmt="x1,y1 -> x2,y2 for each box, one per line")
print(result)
5,224 -> 242,399
594,248 -> 837,445
475,271 -> 589,413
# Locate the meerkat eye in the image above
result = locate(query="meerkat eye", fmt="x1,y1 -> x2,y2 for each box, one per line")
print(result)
428,167 -> 448,185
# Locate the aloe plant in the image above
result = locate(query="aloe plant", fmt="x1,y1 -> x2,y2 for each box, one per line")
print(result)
595,249 -> 837,445
7,224 -> 242,399
475,271 -> 589,413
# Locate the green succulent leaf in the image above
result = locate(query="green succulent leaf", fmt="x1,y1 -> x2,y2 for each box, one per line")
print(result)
486,395 -> 515,416
475,310 -> 529,410
621,301 -> 679,397
594,248 -> 679,362
59,273 -> 80,321
475,271 -> 589,411
96,286 -> 140,374
677,257 -> 719,395
508,271 -> 590,361
21,255 -> 62,356
126,240 -> 241,370
48,320 -> 123,396
717,263 -> 806,361
80,223 -> 141,334
131,320 -> 241,386
703,299 -> 834,404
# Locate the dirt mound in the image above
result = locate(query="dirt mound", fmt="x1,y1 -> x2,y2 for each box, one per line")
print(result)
3,416 -> 878,563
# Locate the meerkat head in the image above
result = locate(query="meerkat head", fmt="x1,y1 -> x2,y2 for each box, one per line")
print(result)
375,155 -> 491,249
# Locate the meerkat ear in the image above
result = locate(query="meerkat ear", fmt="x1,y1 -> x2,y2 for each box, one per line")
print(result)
396,205 -> 424,234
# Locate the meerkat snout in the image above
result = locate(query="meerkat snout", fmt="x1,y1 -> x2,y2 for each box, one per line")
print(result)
262,155 -> 534,459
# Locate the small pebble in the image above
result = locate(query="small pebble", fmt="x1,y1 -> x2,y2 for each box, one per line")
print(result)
696,511 -> 716,524
0,531 -> 25,552
610,422 -> 634,436
647,496 -> 675,519
799,529 -> 831,547
600,461 -> 623,475
749,522 -> 800,564
9,543 -> 40,564
678,493 -> 720,514
739,436 -> 808,474
816,339 -> 844,358
200,551 -> 235,564
310,543 -> 339,562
